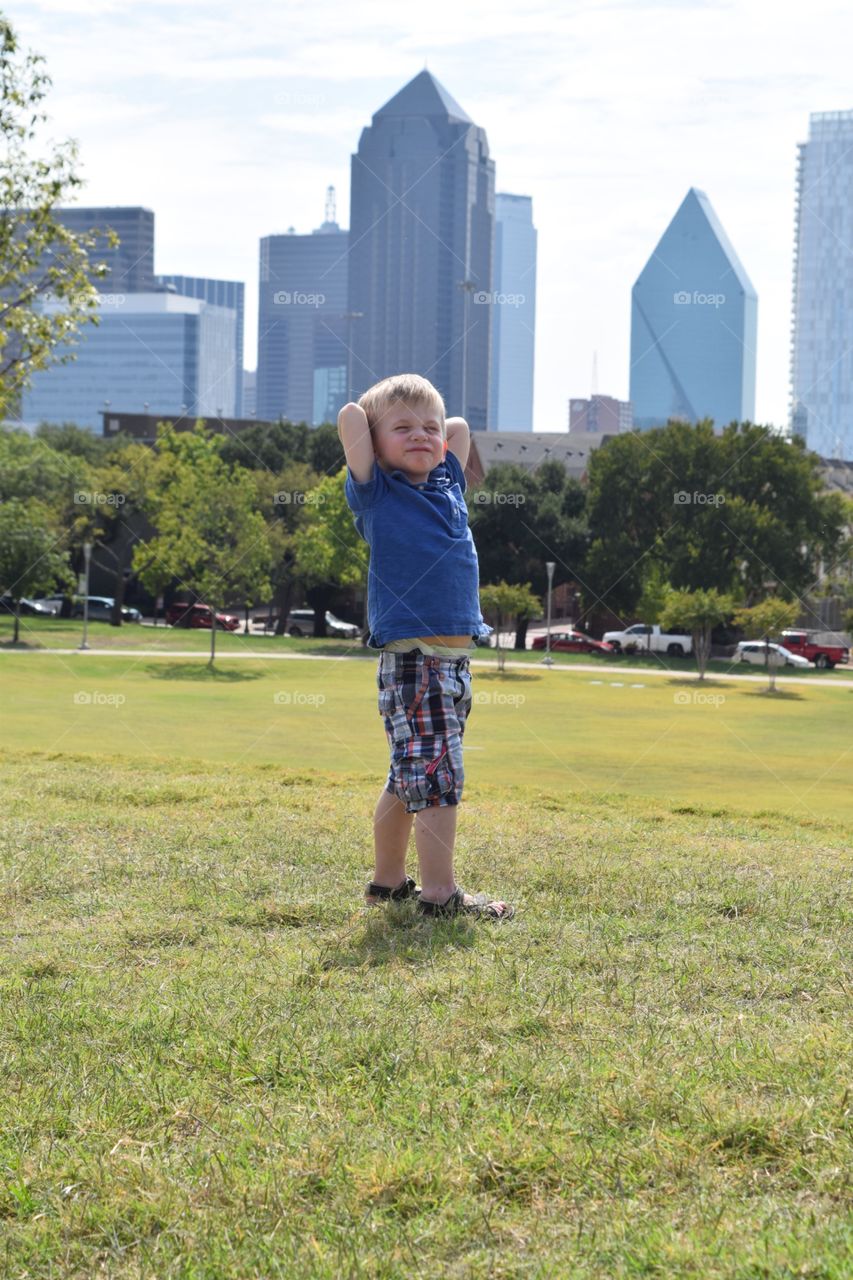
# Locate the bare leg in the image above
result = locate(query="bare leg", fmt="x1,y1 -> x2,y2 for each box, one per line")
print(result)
416,803 -> 513,916
415,804 -> 458,901
370,786 -> 414,889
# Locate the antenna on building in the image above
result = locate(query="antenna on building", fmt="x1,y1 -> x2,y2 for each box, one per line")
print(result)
325,185 -> 336,226
591,350 -> 598,397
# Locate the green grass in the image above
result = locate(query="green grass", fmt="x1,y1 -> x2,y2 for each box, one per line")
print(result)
1,655 -> 851,1277
1,653 -> 851,822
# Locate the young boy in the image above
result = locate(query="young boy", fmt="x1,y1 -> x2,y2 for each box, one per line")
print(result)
338,373 -> 514,921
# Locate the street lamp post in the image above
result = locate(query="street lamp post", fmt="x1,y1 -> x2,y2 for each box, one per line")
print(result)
79,540 -> 92,651
540,561 -> 556,666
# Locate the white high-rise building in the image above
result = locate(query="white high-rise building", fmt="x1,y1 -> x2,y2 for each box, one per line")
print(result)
490,193 -> 537,430
790,111 -> 853,460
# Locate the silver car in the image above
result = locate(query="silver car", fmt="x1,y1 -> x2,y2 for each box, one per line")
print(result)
735,641 -> 811,669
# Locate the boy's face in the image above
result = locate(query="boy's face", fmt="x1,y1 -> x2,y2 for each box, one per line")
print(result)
371,398 -> 446,483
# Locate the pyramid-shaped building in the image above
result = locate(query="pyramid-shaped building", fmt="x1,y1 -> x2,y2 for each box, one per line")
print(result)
629,188 -> 757,431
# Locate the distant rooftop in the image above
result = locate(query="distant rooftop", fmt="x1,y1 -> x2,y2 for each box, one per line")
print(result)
374,70 -> 472,124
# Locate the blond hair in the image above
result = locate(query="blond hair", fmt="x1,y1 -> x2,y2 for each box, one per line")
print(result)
358,374 -> 446,433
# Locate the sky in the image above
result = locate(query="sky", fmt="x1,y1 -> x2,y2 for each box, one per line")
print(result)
13,0 -> 853,432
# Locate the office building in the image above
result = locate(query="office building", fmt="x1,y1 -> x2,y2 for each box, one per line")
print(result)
347,70 -> 495,428
569,394 -> 633,434
54,206 -> 155,293
20,292 -> 237,430
158,275 -> 244,416
490,193 -> 536,430
630,188 -> 757,431
256,193 -> 349,425
790,110 -> 853,459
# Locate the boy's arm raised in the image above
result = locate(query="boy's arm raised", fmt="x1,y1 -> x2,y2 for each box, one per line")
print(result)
445,416 -> 470,468
337,403 -> 375,483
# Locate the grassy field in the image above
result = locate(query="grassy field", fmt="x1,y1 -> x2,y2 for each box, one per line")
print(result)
1,653 -> 851,1277
1,650 -> 851,822
3,614 -> 851,682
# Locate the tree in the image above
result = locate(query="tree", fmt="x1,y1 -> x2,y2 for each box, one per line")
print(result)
0,18 -> 117,420
659,587 -> 734,681
470,460 -> 588,648
732,598 -> 800,693
133,423 -> 273,663
479,581 -> 541,672
292,467 -> 368,637
585,421 -> 848,621
0,498 -> 71,642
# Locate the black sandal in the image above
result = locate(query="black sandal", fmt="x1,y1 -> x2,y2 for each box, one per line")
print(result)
416,886 -> 515,921
364,875 -> 420,905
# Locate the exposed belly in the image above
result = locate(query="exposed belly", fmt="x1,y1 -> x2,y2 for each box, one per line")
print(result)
414,635 -> 472,646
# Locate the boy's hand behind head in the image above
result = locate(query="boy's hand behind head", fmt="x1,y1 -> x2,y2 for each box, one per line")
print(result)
338,402 -> 376,483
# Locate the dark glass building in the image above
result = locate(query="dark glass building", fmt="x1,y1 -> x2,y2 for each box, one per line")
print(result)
347,71 -> 495,428
54,206 -> 155,293
256,211 -> 349,426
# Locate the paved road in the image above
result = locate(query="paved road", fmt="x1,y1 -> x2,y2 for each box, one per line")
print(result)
4,647 -> 853,690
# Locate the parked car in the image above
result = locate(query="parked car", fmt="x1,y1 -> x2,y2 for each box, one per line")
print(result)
0,595 -> 59,617
778,630 -> 849,669
602,623 -> 693,656
530,629 -> 614,655
286,608 -> 360,639
70,595 -> 142,623
165,601 -> 240,631
735,641 -> 811,669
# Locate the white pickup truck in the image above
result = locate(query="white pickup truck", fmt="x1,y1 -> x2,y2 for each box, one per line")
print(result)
602,623 -> 693,656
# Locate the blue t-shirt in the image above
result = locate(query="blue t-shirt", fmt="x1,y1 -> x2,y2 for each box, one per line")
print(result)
344,449 -> 493,649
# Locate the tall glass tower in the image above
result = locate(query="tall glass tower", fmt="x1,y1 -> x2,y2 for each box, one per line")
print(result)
490,193 -> 536,430
630,188 -> 757,431
347,71 -> 495,428
790,111 -> 853,460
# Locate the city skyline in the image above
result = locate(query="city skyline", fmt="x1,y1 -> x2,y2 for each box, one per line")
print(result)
13,0 -> 853,435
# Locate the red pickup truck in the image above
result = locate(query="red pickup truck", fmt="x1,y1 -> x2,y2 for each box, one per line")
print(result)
779,630 -> 849,669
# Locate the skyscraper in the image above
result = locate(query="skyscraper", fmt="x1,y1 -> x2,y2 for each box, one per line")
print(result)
256,194 -> 349,426
158,275 -> 244,416
490,193 -> 536,430
347,70 -> 495,428
20,293 -> 236,430
55,206 -> 155,292
630,188 -> 757,431
790,111 -> 853,460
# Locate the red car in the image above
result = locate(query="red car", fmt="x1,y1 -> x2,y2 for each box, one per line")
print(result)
531,630 -> 614,655
165,601 -> 241,631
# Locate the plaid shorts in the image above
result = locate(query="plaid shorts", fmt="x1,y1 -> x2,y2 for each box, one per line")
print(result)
377,650 -> 473,813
